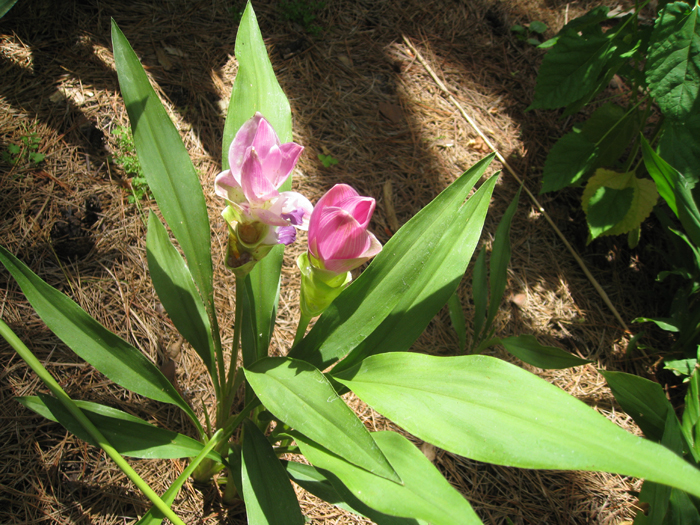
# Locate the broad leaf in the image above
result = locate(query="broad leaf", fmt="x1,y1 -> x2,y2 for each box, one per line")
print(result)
17,395 -> 215,460
541,104 -> 638,193
529,25 -> 625,110
0,246 -> 200,430
486,189 -> 520,330
582,169 -> 658,239
244,357 -> 399,482
333,353 -> 700,498
646,2 -> 700,120
285,462 -> 424,525
499,335 -> 590,369
111,21 -> 214,322
224,2 -> 294,363
241,420 -> 304,525
297,431 -> 482,525
600,370 -> 674,443
146,212 -> 215,376
291,155 -> 497,370
659,115 -> 700,187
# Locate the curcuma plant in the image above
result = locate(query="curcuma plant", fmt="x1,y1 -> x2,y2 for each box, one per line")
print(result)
2,3 -> 700,524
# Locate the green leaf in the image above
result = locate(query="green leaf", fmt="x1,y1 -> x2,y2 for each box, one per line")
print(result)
111,21 -> 214,321
541,104 -> 638,193
471,247 -> 488,343
241,420 -> 304,525
285,462 -> 424,525
600,371 -> 675,443
447,292 -> 467,353
224,2 -> 294,363
244,357 -> 400,483
146,212 -> 215,376
682,368 -> 700,461
641,134 -> 679,216
0,0 -> 18,18
333,353 -> 700,498
17,395 -> 215,460
634,316 -> 681,332
529,21 -> 547,34
582,169 -> 658,239
499,335 -> 590,369
486,189 -> 520,330
529,25 -> 623,110
0,245 -> 200,431
646,2 -> 700,121
297,431 -> 482,525
290,155 -> 497,370
659,115 -> 700,187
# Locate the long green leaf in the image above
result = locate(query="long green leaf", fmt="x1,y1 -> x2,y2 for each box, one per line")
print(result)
471,247 -> 488,344
646,2 -> 700,121
297,431 -> 482,525
18,395 -> 216,460
659,115 -> 700,187
244,357 -> 399,483
499,335 -> 590,369
682,369 -> 700,461
641,135 -> 679,216
0,245 -> 201,432
291,155 -> 497,370
333,353 -> 700,498
241,420 -> 304,525
111,21 -> 214,323
285,462 -> 424,524
0,0 -> 18,18
146,212 -> 216,377
486,189 -> 520,330
601,370 -> 674,443
224,2 -> 294,362
447,292 -> 466,353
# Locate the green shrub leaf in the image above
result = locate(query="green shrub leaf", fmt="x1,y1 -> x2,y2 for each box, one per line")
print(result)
646,2 -> 700,120
333,353 -> 700,498
499,335 -> 590,369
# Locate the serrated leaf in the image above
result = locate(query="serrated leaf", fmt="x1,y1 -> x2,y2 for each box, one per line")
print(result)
290,156 -> 497,370
244,357 -> 400,483
646,2 -> 700,120
17,395 -> 215,460
0,246 -> 200,431
297,431 -> 481,525
499,335 -> 590,369
241,420 -> 304,525
333,352 -> 700,498
541,104 -> 637,193
659,115 -> 700,187
582,169 -> 658,239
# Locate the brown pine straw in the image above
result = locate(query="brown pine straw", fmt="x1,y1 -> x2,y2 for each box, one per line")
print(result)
401,33 -> 630,334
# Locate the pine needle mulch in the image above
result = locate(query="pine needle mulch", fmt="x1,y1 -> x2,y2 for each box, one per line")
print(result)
0,0 -> 668,523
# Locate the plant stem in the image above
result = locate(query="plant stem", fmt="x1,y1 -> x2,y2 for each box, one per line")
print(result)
0,319 -> 187,525
293,313 -> 313,347
222,277 -> 244,416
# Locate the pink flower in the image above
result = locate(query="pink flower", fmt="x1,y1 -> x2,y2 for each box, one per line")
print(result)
307,184 -> 382,274
215,113 -> 312,246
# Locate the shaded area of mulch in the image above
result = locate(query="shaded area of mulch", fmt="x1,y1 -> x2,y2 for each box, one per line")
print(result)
0,0 -> 666,523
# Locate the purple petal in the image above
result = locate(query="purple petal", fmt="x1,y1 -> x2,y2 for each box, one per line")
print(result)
277,226 -> 297,245
215,170 -> 246,203
227,113 -> 264,180
251,117 -> 280,159
279,191 -> 313,230
240,147 -> 279,203
282,207 -> 306,226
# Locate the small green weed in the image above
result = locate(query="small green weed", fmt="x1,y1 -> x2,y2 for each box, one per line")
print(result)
279,0 -> 325,36
2,133 -> 45,166
318,153 -> 338,168
510,21 -> 548,46
111,125 -> 150,203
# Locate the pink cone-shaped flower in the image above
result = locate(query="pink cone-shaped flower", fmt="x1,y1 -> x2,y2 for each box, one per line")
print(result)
215,112 -> 312,246
308,184 -> 382,274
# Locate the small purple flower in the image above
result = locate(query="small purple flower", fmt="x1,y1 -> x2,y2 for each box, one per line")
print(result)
307,184 -> 382,274
215,113 -> 312,246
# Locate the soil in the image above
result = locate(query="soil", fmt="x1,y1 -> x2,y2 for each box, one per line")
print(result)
0,0 -> 674,523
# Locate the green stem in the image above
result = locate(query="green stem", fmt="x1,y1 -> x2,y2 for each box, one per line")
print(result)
0,319 -> 187,525
293,313 -> 313,348
221,278 -> 244,425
